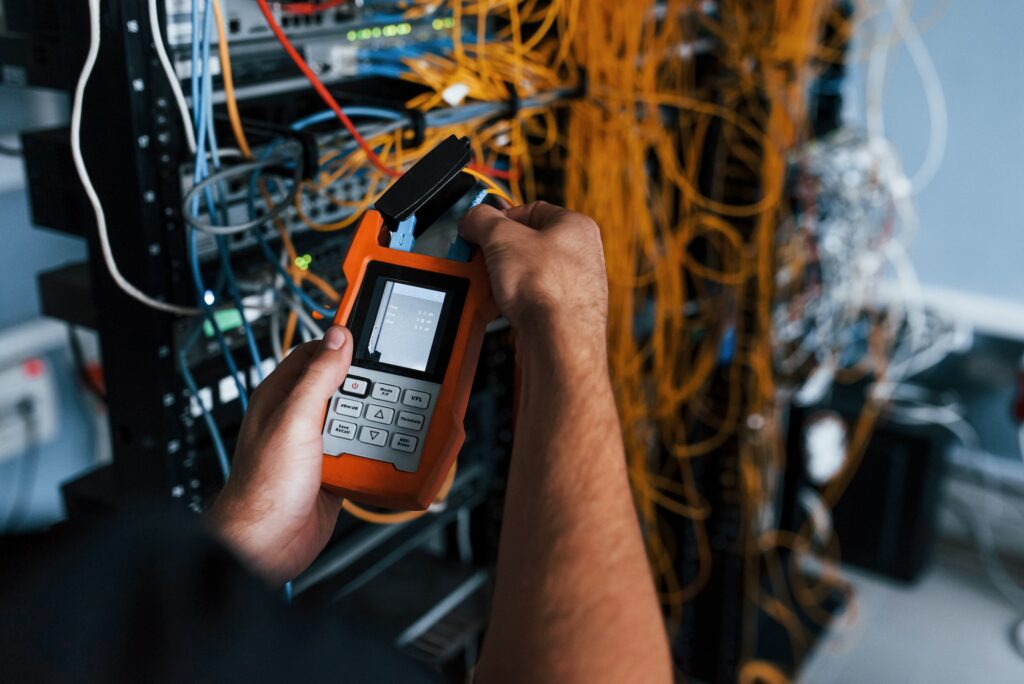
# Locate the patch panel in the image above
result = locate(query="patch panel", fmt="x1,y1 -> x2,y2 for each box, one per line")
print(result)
164,0 -> 453,97
163,0 -> 412,46
185,155 -> 381,260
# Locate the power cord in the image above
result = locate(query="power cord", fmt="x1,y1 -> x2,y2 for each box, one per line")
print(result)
73,0 -> 198,316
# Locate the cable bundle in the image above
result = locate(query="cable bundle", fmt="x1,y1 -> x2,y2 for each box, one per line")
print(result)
557,0 -> 869,668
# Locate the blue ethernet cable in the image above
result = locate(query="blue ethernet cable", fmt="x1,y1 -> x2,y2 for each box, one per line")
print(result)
188,0 -> 264,396
186,0 -> 250,409
179,325 -> 231,480
294,106 -> 405,130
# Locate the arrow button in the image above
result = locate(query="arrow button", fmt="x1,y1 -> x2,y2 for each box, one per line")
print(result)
358,426 -> 388,447
365,404 -> 396,425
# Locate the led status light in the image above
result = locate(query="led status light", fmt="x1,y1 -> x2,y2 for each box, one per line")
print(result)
347,22 -> 414,42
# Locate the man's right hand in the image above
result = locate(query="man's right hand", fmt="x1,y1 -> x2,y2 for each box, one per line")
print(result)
460,201 -> 609,353
460,201 -> 673,683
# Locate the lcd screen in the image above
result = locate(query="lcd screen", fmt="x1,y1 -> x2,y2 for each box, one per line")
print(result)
366,281 -> 447,372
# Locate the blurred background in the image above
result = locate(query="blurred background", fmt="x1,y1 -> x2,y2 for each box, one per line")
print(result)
0,1 -> 1021,682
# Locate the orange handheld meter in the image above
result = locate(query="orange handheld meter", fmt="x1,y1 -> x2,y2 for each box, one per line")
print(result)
320,137 -> 498,510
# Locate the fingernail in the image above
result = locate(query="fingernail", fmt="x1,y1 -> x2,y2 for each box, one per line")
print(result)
322,326 -> 347,351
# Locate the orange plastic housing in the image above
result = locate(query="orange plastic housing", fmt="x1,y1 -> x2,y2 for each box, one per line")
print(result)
321,211 -> 497,510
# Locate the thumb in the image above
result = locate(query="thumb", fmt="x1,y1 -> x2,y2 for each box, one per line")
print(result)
286,325 -> 354,419
460,203 -> 530,253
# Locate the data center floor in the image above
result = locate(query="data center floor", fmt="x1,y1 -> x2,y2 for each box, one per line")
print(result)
801,542 -> 1024,683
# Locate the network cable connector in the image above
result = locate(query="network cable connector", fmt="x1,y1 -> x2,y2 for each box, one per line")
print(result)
376,135 -> 476,254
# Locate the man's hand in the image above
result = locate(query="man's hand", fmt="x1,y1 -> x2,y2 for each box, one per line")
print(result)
461,202 -> 672,683
460,201 -> 608,356
206,326 -> 353,584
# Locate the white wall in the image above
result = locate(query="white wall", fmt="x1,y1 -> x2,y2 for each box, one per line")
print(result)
844,0 -> 1024,308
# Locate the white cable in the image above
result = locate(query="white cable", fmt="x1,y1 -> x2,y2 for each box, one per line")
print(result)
875,238 -> 928,390
867,0 -> 948,195
897,0 -> 947,195
269,305 -> 284,362
148,0 -> 197,154
74,0 -> 199,316
865,8 -> 890,144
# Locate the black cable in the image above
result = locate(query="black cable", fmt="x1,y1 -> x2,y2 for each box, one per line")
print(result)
0,143 -> 21,157
67,326 -> 107,404
3,401 -> 40,534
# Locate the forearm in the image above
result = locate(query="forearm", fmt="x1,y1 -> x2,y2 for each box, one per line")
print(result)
477,327 -> 671,683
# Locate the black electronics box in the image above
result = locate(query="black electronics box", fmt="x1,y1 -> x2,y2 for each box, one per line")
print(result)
786,386 -> 950,583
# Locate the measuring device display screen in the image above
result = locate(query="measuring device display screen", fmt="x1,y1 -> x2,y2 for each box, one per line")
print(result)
349,262 -> 468,383
366,281 -> 446,373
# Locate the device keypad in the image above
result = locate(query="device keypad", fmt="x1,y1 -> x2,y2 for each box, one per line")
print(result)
323,366 -> 440,473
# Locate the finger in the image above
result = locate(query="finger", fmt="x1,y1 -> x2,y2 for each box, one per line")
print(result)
459,203 -> 530,251
271,339 -> 319,381
244,340 -> 319,427
281,326 -> 354,423
502,201 -> 573,232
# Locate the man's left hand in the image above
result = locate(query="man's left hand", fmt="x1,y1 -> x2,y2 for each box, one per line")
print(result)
206,326 -> 353,584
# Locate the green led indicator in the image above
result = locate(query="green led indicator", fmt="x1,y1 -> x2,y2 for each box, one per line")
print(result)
398,22 -> 412,35
294,254 -> 313,271
444,18 -> 455,29
383,24 -> 397,37
347,30 -> 357,41
432,18 -> 443,30
358,28 -> 372,40
371,27 -> 382,38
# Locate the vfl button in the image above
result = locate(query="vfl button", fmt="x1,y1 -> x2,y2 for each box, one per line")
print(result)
341,376 -> 370,397
402,389 -> 431,410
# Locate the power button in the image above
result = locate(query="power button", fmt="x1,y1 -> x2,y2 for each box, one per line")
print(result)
341,376 -> 371,398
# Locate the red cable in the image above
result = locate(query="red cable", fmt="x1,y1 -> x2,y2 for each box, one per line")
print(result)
279,0 -> 346,15
257,0 -> 402,178
484,166 -> 515,180
260,0 -> 517,185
